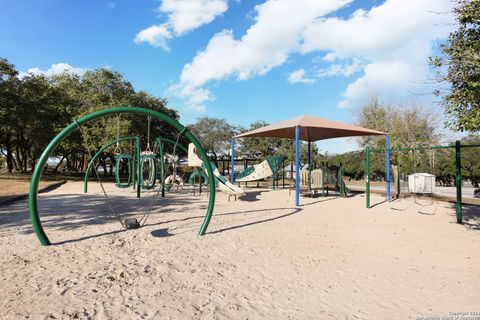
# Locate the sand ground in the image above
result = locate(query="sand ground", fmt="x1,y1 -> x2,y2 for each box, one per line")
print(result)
0,181 -> 479,319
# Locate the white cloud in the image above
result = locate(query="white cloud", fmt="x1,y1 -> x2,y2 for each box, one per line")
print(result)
301,0 -> 455,107
172,0 -> 351,110
321,53 -> 338,62
171,0 -> 454,112
338,61 -> 414,108
167,84 -> 214,112
134,24 -> 172,50
19,63 -> 87,78
317,58 -> 362,78
135,0 -> 228,49
288,69 -> 315,84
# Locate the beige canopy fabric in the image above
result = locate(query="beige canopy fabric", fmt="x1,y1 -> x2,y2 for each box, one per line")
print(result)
235,115 -> 384,142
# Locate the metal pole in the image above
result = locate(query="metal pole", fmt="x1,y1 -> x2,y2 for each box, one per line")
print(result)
366,145 -> 370,208
321,160 -> 325,197
455,140 -> 462,223
339,162 -> 343,197
326,161 -> 329,196
295,126 -> 300,207
159,142 -> 165,197
386,135 -> 391,202
308,141 -> 312,191
273,171 -> 276,190
136,137 -> 141,198
230,138 -> 235,183
199,168 -> 202,195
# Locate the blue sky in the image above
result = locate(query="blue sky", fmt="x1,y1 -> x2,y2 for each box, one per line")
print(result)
0,0 -> 455,153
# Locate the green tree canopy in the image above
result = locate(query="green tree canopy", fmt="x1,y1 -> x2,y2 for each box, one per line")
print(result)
237,120 -> 319,165
0,58 -> 179,173
189,117 -> 236,165
356,97 -> 440,150
431,0 -> 480,131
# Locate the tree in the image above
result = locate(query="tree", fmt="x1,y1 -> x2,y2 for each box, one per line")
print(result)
354,98 -> 441,180
430,0 -> 480,131
0,58 -> 20,173
237,121 -> 285,159
460,134 -> 480,187
356,98 -> 440,150
189,117 -> 236,166
0,58 -> 181,173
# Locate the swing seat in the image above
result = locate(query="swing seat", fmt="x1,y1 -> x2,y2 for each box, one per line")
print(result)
124,218 -> 141,230
115,154 -> 134,188
141,154 -> 157,189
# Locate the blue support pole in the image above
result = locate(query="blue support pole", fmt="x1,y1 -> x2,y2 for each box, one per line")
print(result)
295,126 -> 300,207
386,134 -> 391,202
308,141 -> 312,191
230,138 -> 235,183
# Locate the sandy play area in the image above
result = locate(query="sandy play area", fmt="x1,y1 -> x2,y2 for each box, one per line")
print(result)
0,181 -> 479,319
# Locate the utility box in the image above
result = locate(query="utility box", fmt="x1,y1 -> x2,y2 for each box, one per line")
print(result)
408,173 -> 436,194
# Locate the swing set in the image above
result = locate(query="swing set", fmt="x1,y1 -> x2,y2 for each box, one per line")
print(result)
29,107 -> 216,246
365,139 -> 480,223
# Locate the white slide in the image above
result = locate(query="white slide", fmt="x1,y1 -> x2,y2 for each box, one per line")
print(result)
188,143 -> 245,196
235,160 -> 273,182
212,166 -> 245,196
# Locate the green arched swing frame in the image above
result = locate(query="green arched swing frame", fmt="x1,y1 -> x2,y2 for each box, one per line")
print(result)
29,106 -> 216,246
83,136 -> 141,196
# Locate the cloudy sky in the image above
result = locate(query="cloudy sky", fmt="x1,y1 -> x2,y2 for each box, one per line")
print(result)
0,0 -> 455,153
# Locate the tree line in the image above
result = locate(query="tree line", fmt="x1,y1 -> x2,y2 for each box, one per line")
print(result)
0,58 -> 181,174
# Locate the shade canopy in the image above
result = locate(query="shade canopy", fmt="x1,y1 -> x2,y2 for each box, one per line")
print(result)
235,115 -> 384,142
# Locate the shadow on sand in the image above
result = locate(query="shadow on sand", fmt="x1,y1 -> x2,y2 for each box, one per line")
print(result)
456,205 -> 480,231
0,188 -> 305,244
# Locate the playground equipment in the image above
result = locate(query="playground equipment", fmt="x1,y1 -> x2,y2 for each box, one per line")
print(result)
189,169 -> 208,186
29,106 -> 216,246
366,140 -> 480,223
235,156 -> 286,189
112,115 -> 135,189
289,162 -> 349,197
84,136 -> 141,195
233,115 -> 384,207
164,174 -> 183,188
115,153 -> 134,188
153,137 -> 188,197
188,143 -> 245,197
139,116 -> 157,190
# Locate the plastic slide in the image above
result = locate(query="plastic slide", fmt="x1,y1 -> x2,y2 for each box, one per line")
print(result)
235,156 -> 285,182
188,143 -> 245,196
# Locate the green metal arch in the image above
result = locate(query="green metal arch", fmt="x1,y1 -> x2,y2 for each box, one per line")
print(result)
154,137 -> 188,154
83,136 -> 140,194
28,106 -> 216,246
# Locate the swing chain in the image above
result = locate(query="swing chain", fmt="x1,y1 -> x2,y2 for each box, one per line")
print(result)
75,120 -> 126,230
114,114 -> 122,155
138,127 -> 187,226
145,116 -> 152,153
